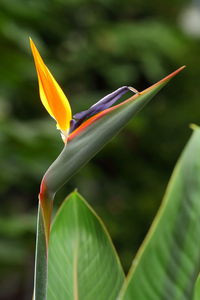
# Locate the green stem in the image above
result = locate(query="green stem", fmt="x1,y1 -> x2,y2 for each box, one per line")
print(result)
33,203 -> 48,300
33,177 -> 54,299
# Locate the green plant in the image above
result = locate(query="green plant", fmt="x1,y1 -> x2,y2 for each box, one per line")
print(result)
29,40 -> 199,300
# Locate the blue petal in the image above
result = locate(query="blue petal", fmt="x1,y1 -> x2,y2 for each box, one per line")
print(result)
70,86 -> 137,133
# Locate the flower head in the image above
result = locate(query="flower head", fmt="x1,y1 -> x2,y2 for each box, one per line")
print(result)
30,39 -> 138,141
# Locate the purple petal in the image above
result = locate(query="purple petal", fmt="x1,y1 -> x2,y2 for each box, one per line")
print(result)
70,86 -> 138,133
74,86 -> 131,120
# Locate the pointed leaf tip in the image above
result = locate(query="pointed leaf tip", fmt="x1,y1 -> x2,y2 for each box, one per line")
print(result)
190,123 -> 200,131
47,192 -> 125,300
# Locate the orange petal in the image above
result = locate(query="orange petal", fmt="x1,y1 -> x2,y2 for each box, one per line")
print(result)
30,38 -> 72,132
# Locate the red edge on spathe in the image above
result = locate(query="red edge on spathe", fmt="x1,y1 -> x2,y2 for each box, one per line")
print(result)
140,65 -> 186,95
67,66 -> 185,143
39,178 -> 47,202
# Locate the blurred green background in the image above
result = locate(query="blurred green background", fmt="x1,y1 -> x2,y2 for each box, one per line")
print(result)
0,0 -> 199,298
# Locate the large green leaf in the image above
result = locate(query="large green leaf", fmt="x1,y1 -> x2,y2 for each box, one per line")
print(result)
42,67 -> 184,198
193,275 -> 200,300
119,127 -> 200,300
47,191 -> 125,300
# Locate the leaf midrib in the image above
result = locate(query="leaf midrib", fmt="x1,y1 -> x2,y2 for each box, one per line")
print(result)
73,199 -> 79,300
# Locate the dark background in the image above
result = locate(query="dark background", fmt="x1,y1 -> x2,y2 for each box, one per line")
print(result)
0,0 -> 200,299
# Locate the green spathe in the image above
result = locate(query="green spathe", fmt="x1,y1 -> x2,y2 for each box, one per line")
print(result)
42,68 -> 184,199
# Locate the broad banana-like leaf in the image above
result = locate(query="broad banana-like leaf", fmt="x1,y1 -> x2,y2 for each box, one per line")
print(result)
119,127 -> 200,300
47,191 -> 125,300
41,67 -> 185,199
193,275 -> 200,300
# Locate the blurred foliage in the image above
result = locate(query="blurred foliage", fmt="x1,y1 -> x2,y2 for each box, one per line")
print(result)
0,0 -> 199,299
